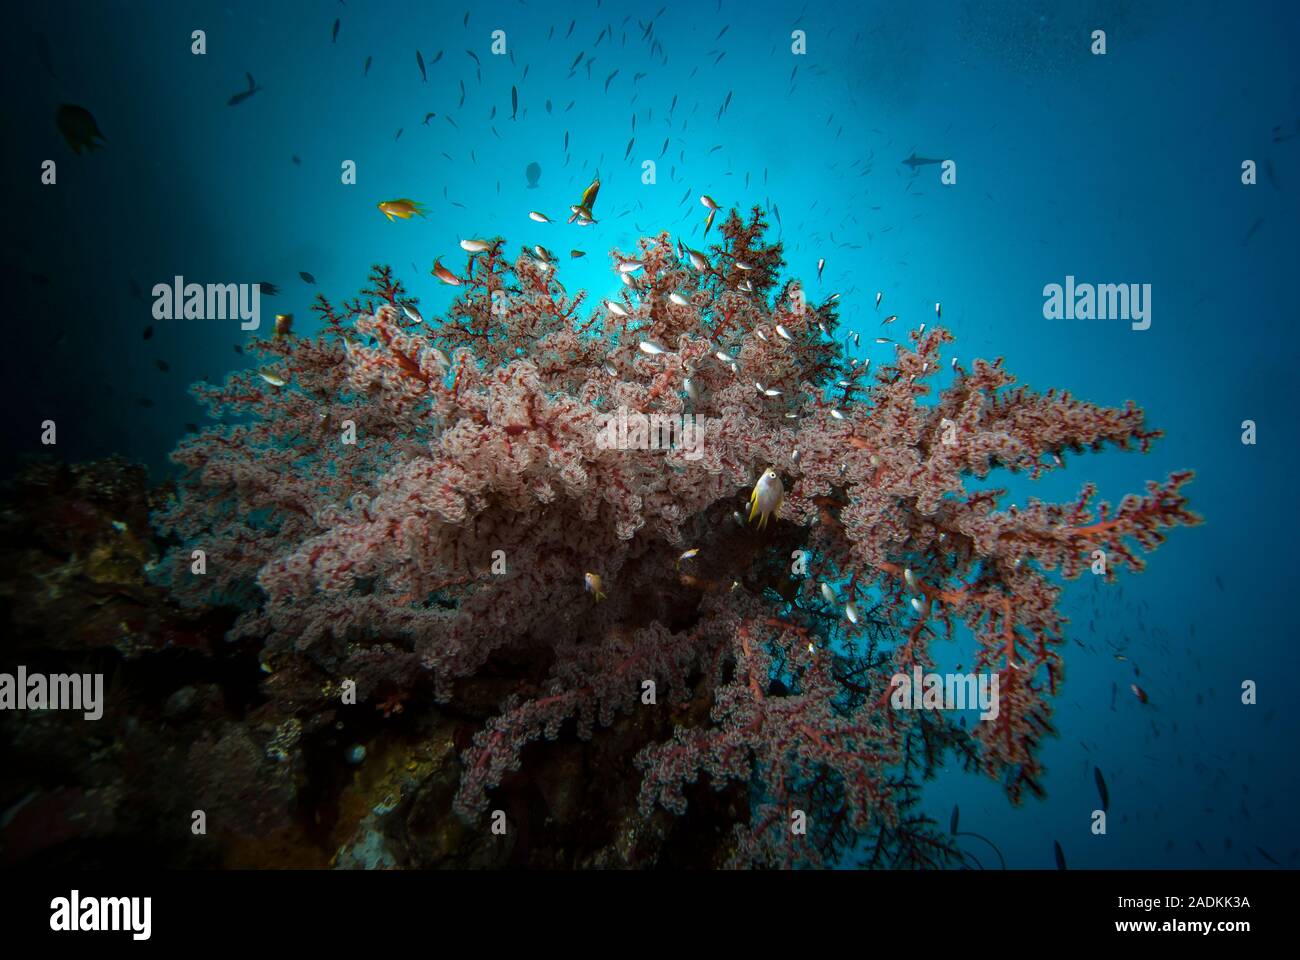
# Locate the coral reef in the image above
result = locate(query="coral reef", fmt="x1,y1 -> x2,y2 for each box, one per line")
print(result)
0,458 -> 726,868
147,207 -> 1199,867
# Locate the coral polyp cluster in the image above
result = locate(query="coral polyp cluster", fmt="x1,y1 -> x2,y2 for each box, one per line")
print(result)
153,208 -> 1199,867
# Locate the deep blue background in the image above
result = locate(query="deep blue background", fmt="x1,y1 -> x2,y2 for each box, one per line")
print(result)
3,0 -> 1298,868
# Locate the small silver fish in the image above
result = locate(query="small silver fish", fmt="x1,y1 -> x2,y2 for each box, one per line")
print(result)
775,324 -> 793,341
618,260 -> 645,273
639,340 -> 669,355
820,583 -> 835,604
668,292 -> 689,306
606,300 -> 629,317
683,377 -> 699,400
402,303 -> 424,324
528,211 -> 552,222
875,291 -> 882,310
845,602 -> 860,624
755,328 -> 768,342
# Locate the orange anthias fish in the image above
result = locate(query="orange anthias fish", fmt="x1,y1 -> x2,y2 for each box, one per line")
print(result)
431,257 -> 463,285
377,199 -> 428,221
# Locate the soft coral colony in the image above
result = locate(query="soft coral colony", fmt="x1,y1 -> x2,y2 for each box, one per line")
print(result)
153,208 -> 1199,868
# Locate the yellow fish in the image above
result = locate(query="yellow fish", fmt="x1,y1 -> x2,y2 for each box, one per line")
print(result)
568,177 -> 600,223
273,313 -> 293,339
584,572 -> 606,602
748,468 -> 784,531
377,199 -> 427,221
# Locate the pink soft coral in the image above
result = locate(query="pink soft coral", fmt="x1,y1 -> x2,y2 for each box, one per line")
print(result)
154,209 -> 1199,867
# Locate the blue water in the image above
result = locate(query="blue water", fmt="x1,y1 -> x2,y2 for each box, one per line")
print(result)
4,0 -> 1299,868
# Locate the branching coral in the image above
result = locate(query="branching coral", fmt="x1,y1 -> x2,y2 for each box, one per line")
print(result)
153,207 -> 1199,867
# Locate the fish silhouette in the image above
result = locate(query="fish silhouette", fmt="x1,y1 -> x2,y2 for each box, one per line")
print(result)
227,73 -> 261,106
56,103 -> 106,154
525,161 -> 541,188
901,150 -> 944,168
